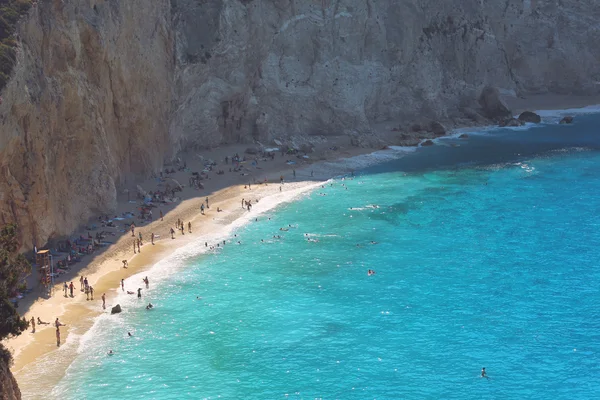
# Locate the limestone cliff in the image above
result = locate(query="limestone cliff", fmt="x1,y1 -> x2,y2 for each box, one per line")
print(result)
1,0 -> 600,250
0,356 -> 20,400
0,0 -> 174,250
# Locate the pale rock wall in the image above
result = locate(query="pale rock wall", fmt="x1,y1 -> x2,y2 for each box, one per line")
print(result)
0,0 -> 174,249
170,0 -> 600,148
1,0 -> 600,249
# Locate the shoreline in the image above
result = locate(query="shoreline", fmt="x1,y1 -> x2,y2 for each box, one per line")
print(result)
5,139 -> 379,395
7,97 -> 600,396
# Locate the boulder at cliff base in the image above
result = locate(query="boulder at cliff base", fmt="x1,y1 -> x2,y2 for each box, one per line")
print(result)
478,86 -> 512,120
518,111 -> 542,123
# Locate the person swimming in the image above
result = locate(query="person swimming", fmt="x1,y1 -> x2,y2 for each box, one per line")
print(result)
108,350 -> 114,355
481,367 -> 488,378
128,332 -> 133,337
146,303 -> 153,310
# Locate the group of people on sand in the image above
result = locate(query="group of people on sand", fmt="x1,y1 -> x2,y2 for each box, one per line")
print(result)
28,316 -> 66,347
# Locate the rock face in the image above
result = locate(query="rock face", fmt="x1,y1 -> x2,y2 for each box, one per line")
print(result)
1,0 -> 600,249
111,304 -> 122,315
518,111 -> 542,123
0,356 -> 20,400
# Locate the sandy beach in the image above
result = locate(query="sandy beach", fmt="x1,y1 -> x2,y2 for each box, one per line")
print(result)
4,136 -> 375,392
6,96 -> 600,394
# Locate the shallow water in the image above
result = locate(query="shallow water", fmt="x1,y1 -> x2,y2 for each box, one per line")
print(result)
48,114 -> 600,399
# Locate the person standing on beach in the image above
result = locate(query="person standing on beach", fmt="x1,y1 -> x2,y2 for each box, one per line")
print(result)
242,198 -> 245,208
160,210 -> 163,221
180,224 -> 185,235
63,282 -> 68,297
138,232 -> 143,246
133,240 -> 137,254
188,222 -> 192,234
131,223 -> 135,237
89,286 -> 94,300
206,197 -> 209,208
151,232 -> 155,245
121,279 -> 125,292
102,293 -> 106,310
69,282 -> 74,297
137,239 -> 141,253
170,228 -> 175,239
31,316 -> 35,333
55,319 -> 66,347
80,276 -> 84,292
201,204 -> 205,215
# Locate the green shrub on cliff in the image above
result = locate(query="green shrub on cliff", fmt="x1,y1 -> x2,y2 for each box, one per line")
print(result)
0,0 -> 32,92
0,224 -> 31,364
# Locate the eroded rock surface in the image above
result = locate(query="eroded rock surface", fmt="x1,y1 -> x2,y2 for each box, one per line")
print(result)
1,0 -> 600,249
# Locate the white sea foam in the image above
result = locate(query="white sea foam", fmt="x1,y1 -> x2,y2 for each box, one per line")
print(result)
444,104 -> 600,139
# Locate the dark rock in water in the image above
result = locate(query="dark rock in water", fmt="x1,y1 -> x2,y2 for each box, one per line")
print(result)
518,111 -> 541,123
559,116 -> 574,124
430,121 -> 446,136
111,304 -> 122,314
499,118 -> 524,127
459,133 -> 469,139
478,86 -> 512,120
421,139 -> 434,146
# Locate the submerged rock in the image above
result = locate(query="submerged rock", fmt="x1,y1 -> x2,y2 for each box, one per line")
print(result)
560,116 -> 574,124
518,111 -> 542,123
421,139 -> 435,146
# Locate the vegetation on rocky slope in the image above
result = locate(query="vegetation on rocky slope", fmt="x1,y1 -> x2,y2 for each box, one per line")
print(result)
0,224 -> 30,364
0,0 -> 31,91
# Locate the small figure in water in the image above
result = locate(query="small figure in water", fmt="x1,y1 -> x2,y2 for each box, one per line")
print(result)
146,303 -> 153,310
368,269 -> 376,276
128,332 -> 133,337
108,350 -> 114,356
481,367 -> 488,379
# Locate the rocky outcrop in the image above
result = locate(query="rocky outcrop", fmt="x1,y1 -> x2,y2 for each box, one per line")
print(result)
1,0 -> 600,249
518,111 -> 542,123
499,118 -> 525,127
430,121 -> 447,137
0,355 -> 20,400
421,140 -> 434,146
111,304 -> 122,315
478,86 -> 512,120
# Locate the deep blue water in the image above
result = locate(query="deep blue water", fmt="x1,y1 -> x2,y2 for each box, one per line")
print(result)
50,113 -> 600,399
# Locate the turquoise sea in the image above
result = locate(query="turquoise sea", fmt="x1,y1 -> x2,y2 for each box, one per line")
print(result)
50,111 -> 600,399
